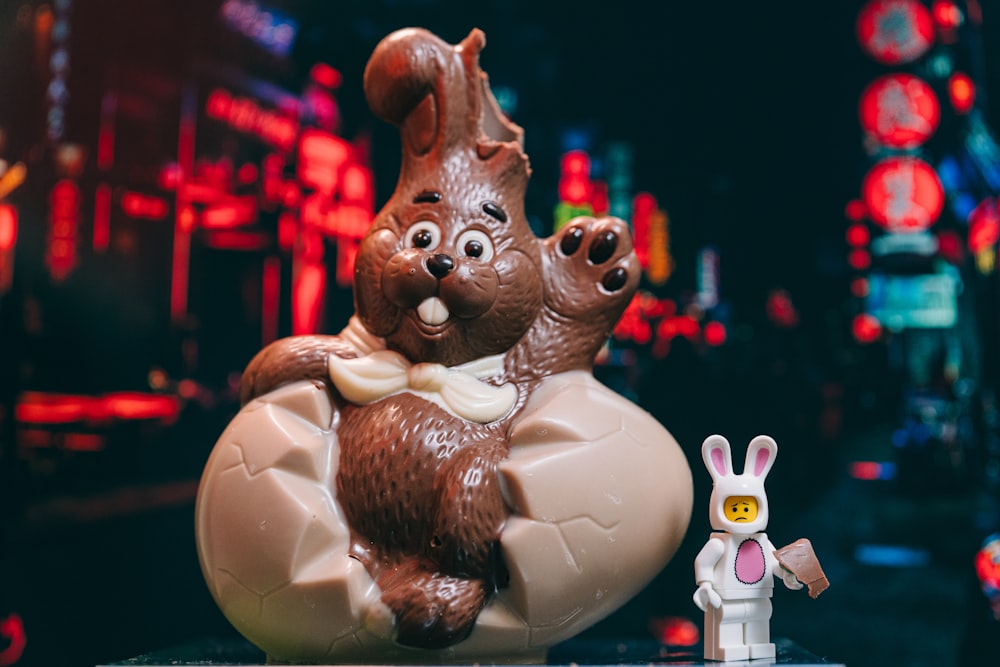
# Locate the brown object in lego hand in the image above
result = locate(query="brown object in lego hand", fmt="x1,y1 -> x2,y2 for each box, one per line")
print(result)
774,538 -> 830,599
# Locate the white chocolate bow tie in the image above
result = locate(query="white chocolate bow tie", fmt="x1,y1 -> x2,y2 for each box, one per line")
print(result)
328,350 -> 517,423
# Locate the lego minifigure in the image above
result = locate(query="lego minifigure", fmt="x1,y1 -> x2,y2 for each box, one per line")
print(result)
693,434 -> 827,661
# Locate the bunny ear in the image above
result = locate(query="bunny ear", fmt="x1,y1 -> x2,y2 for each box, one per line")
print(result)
701,434 -> 733,481
745,435 -> 778,480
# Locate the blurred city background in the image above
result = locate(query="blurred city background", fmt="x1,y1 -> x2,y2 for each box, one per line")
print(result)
1,0 -> 1000,665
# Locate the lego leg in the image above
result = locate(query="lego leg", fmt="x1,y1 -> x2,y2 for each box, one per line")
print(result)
744,598 -> 774,660
703,602 -> 750,662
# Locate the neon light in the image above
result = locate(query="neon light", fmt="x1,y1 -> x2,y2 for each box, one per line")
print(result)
561,150 -> 590,176
293,261 -> 326,334
767,289 -> 800,328
846,223 -> 870,247
854,543 -> 930,567
206,87 -> 297,150
849,461 -> 897,480
0,613 -> 27,667
15,391 -> 180,424
703,321 -> 726,346
649,616 -> 700,646
158,162 -> 182,191
219,0 -> 298,57
859,74 -> 940,149
845,199 -> 867,222
121,191 -> 169,220
560,178 -> 589,204
631,192 -> 655,269
310,62 -> 342,90
237,162 -> 259,185
974,534 -> 1000,592
334,204 -> 372,239
931,1 -> 962,29
341,163 -> 372,203
0,204 -> 15,293
646,208 -> 671,285
852,313 -> 882,343
936,230 -> 962,264
557,150 -> 592,206
0,204 -> 16,251
856,0 -> 935,66
173,87 -> 197,324
278,211 -> 297,251
590,180 -> 609,215
64,432 -> 107,452
851,277 -> 870,297
297,129 -> 350,193
848,248 -> 872,270
948,72 -> 975,114
170,227 -> 191,322
46,179 -> 79,281
201,196 -> 257,229
97,91 -> 117,170
968,198 -> 999,252
93,183 -> 111,251
862,156 -> 944,232
336,240 -> 358,288
0,162 -> 27,200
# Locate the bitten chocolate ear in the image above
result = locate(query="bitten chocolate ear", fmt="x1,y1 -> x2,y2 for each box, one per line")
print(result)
363,27 -> 477,157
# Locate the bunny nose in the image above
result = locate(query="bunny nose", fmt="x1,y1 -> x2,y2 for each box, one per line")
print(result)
426,253 -> 454,278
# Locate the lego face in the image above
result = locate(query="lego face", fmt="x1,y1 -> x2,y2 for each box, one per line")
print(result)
724,496 -> 758,523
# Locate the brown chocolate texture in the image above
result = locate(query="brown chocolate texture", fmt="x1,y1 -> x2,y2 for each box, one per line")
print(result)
220,27 -> 673,655
774,538 -> 830,599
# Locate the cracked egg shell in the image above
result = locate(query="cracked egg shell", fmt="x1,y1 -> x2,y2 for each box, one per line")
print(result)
195,376 -> 692,664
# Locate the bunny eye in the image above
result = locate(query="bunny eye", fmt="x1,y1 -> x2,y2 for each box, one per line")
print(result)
404,221 -> 442,251
457,229 -> 494,262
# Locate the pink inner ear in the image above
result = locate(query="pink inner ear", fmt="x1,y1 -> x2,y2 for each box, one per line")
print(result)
754,448 -> 771,476
711,448 -> 727,476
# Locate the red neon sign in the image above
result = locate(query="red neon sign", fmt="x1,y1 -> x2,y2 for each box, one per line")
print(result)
859,74 -> 940,149
205,88 -> 297,151
558,150 -> 592,205
0,204 -> 16,252
948,72 -> 975,114
201,195 -> 257,229
0,613 -> 26,666
968,198 -> 1000,253
852,313 -> 882,344
862,157 -> 944,232
47,179 -> 80,282
0,203 -> 16,294
857,0 -> 934,65
15,391 -> 181,425
297,129 -> 351,194
121,191 -> 169,220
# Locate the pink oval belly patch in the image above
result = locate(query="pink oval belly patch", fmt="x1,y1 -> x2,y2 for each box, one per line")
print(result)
735,538 -> 766,584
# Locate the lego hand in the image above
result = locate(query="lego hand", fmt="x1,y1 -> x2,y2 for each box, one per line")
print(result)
693,581 -> 722,611
779,566 -> 804,591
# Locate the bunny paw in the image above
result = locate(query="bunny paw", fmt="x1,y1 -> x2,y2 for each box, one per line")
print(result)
512,216 -> 640,376
543,216 -> 639,320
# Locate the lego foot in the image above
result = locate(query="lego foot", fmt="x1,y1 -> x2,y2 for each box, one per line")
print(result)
705,645 -> 750,662
749,642 -> 776,659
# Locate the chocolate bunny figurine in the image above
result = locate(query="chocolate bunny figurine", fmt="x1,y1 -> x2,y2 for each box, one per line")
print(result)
196,28 -> 692,664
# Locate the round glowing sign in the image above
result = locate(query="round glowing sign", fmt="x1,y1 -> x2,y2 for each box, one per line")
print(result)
859,74 -> 940,149
862,157 -> 944,232
857,0 -> 934,65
